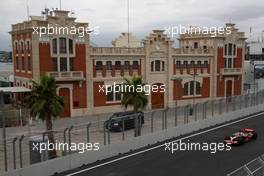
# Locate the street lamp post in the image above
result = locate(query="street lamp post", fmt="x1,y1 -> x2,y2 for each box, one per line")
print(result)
171,76 -> 182,126
189,73 -> 199,118
0,91 -> 7,171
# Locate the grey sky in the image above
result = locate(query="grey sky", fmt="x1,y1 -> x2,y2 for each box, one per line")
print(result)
1,0 -> 264,51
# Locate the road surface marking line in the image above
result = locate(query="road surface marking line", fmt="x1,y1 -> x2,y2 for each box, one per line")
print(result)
66,111 -> 264,176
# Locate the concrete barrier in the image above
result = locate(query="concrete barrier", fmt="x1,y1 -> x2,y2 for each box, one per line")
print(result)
3,103 -> 264,176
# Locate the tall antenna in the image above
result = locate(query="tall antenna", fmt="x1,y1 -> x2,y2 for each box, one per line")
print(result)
26,0 -> 29,20
59,0 -> 62,10
127,0 -> 130,48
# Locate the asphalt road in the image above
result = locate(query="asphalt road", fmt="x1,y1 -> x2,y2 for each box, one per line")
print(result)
60,113 -> 264,176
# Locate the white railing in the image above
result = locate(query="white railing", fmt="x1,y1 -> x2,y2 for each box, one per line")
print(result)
220,68 -> 242,75
46,71 -> 84,81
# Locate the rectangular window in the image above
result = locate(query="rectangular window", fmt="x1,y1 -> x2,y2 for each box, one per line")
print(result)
70,58 -> 74,71
151,61 -> 154,72
133,61 -> 139,70
162,61 -> 165,71
59,38 -> 67,54
233,45 -> 236,56
52,39 -> 57,54
196,82 -> 201,95
27,55 -> 31,71
224,45 -> 227,56
194,42 -> 198,49
262,48 -> 264,54
60,57 -> 67,71
106,86 -> 113,101
228,43 -> 232,56
69,39 -> 73,54
115,91 -> 122,101
228,58 -> 232,68
21,56 -> 25,70
52,58 -> 58,71
184,83 -> 189,96
190,81 -> 194,95
124,61 -> 130,70
224,58 -> 228,68
155,60 -> 160,71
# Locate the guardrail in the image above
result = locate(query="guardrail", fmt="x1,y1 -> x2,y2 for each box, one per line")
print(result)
1,91 -> 264,176
227,154 -> 264,176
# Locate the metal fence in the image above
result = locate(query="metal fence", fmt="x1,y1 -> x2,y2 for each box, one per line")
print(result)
227,154 -> 264,176
1,91 -> 264,174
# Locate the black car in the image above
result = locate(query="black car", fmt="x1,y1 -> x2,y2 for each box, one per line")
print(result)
105,111 -> 144,132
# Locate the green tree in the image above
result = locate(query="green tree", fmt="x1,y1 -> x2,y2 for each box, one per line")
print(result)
121,74 -> 148,112
25,75 -> 64,159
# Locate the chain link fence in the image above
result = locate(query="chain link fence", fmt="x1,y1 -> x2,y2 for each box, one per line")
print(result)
1,91 -> 264,174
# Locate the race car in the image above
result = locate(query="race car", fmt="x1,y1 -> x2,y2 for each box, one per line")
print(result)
224,128 -> 257,145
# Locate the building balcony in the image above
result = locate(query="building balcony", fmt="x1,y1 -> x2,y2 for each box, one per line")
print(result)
91,47 -> 145,56
47,71 -> 85,81
220,68 -> 242,75
173,48 -> 213,56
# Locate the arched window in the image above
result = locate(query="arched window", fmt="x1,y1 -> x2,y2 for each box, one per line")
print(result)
96,61 -> 102,70
15,42 -> 18,53
124,61 -> 130,70
197,61 -> 201,68
115,61 -> 121,70
21,41 -> 24,53
176,61 -> 181,68
26,41 -> 30,53
183,61 -> 188,68
133,61 -> 139,70
190,61 -> 195,68
106,61 -> 112,70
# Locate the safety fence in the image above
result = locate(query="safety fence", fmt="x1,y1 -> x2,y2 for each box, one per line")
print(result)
1,91 -> 264,175
227,154 -> 264,176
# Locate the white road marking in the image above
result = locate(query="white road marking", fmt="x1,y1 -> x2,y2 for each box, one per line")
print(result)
66,111 -> 264,176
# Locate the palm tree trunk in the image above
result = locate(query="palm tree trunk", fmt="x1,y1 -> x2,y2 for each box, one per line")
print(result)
133,106 -> 141,136
46,116 -> 57,159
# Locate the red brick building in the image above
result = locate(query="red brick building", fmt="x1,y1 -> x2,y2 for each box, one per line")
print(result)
10,10 -> 246,117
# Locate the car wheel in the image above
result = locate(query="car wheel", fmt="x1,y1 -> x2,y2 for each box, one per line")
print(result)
238,137 -> 244,145
252,133 -> 258,140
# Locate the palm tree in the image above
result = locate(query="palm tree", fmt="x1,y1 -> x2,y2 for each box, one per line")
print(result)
25,75 -> 64,159
121,74 -> 148,112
